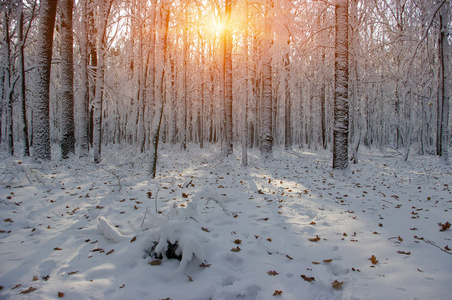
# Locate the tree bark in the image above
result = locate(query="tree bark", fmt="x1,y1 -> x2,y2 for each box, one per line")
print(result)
60,0 -> 75,159
260,0 -> 274,159
332,0 -> 349,170
149,0 -> 170,178
439,1 -> 450,163
223,0 -> 233,157
33,0 -> 58,160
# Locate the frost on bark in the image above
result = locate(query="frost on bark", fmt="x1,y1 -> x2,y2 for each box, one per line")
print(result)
223,0 -> 233,157
3,7 -> 14,156
439,1 -> 450,163
33,0 -> 58,160
77,0 -> 90,158
59,0 -> 75,159
284,38 -> 291,151
18,6 -> 31,157
93,0 -> 112,163
260,0 -> 273,159
149,0 -> 170,178
332,0 -> 349,170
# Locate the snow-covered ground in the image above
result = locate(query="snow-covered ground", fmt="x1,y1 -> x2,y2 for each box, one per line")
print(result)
1,145 -> 451,300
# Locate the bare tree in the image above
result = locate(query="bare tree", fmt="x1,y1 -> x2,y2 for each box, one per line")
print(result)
59,0 -> 75,159
439,0 -> 450,163
33,0 -> 58,160
332,0 -> 349,170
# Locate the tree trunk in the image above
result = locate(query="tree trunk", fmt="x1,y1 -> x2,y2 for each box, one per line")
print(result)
260,0 -> 273,159
149,0 -> 170,178
78,0 -> 90,158
93,0 -> 112,163
33,0 -> 58,160
223,0 -> 233,157
332,0 -> 349,170
18,7 -> 30,157
242,0 -> 249,166
439,1 -> 450,163
3,7 -> 14,156
60,0 -> 75,159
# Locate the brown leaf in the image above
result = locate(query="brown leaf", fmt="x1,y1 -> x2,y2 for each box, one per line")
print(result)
182,193 -> 189,198
267,270 -> 279,276
308,235 -> 321,242
323,259 -> 333,263
58,292 -> 65,298
33,276 -> 38,281
199,262 -> 211,268
439,221 -> 451,232
119,284 -> 125,289
19,287 -> 36,294
202,227 -> 210,232
149,260 -> 162,266
286,254 -> 293,260
273,290 -> 283,296
130,236 -> 137,243
3,218 -> 13,223
106,249 -> 114,255
11,284 -> 22,290
234,239 -> 242,244
0,285 -> 3,291
332,280 -> 343,289
369,255 -> 378,265
397,251 -> 411,255
54,247 -> 63,251
301,275 -> 315,282
312,261 -> 320,265
68,271 -> 78,275
230,246 -> 241,252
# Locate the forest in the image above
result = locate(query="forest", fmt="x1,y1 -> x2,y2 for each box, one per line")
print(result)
0,0 -> 451,299
0,0 -> 449,168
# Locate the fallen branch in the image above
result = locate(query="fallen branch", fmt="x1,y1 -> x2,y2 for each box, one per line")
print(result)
424,240 -> 452,255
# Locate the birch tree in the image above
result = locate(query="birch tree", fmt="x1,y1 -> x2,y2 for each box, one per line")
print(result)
33,0 -> 58,160
332,0 -> 349,170
260,0 -> 274,159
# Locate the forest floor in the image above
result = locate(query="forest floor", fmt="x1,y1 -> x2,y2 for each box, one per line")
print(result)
0,145 -> 451,300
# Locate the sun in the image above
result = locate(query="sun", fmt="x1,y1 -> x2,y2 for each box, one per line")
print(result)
211,19 -> 225,33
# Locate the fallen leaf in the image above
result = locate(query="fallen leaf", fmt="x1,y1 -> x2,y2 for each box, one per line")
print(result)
54,247 -> 63,251
3,218 -> 13,223
68,271 -> 78,275
323,259 -> 333,263
369,255 -> 378,265
106,249 -> 114,255
268,270 -> 279,276
187,276 -> 193,282
11,284 -> 22,290
119,284 -> 125,289
58,292 -> 65,298
273,290 -> 283,296
202,227 -> 210,232
149,260 -> 162,266
439,222 -> 451,232
286,254 -> 293,260
308,235 -> 321,242
267,238 -> 272,242
182,193 -> 189,198
397,251 -> 411,255
301,275 -> 315,282
312,261 -> 320,265
234,239 -> 242,244
130,236 -> 137,243
19,287 -> 36,294
230,246 -> 241,252
199,262 -> 211,268
33,276 -> 38,281
332,280 -> 343,289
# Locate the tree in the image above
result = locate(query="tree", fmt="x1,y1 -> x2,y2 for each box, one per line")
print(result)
260,0 -> 274,159
33,0 -> 58,160
77,0 -> 90,158
59,0 -> 75,159
149,0 -> 170,178
223,0 -> 233,157
439,0 -> 450,163
332,0 -> 349,170
93,0 -> 112,163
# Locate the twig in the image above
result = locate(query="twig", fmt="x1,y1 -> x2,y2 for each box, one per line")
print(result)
424,240 -> 452,255
154,183 -> 161,213
141,207 -> 148,229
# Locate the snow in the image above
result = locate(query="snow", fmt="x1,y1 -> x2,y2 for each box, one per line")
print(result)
1,145 -> 452,299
